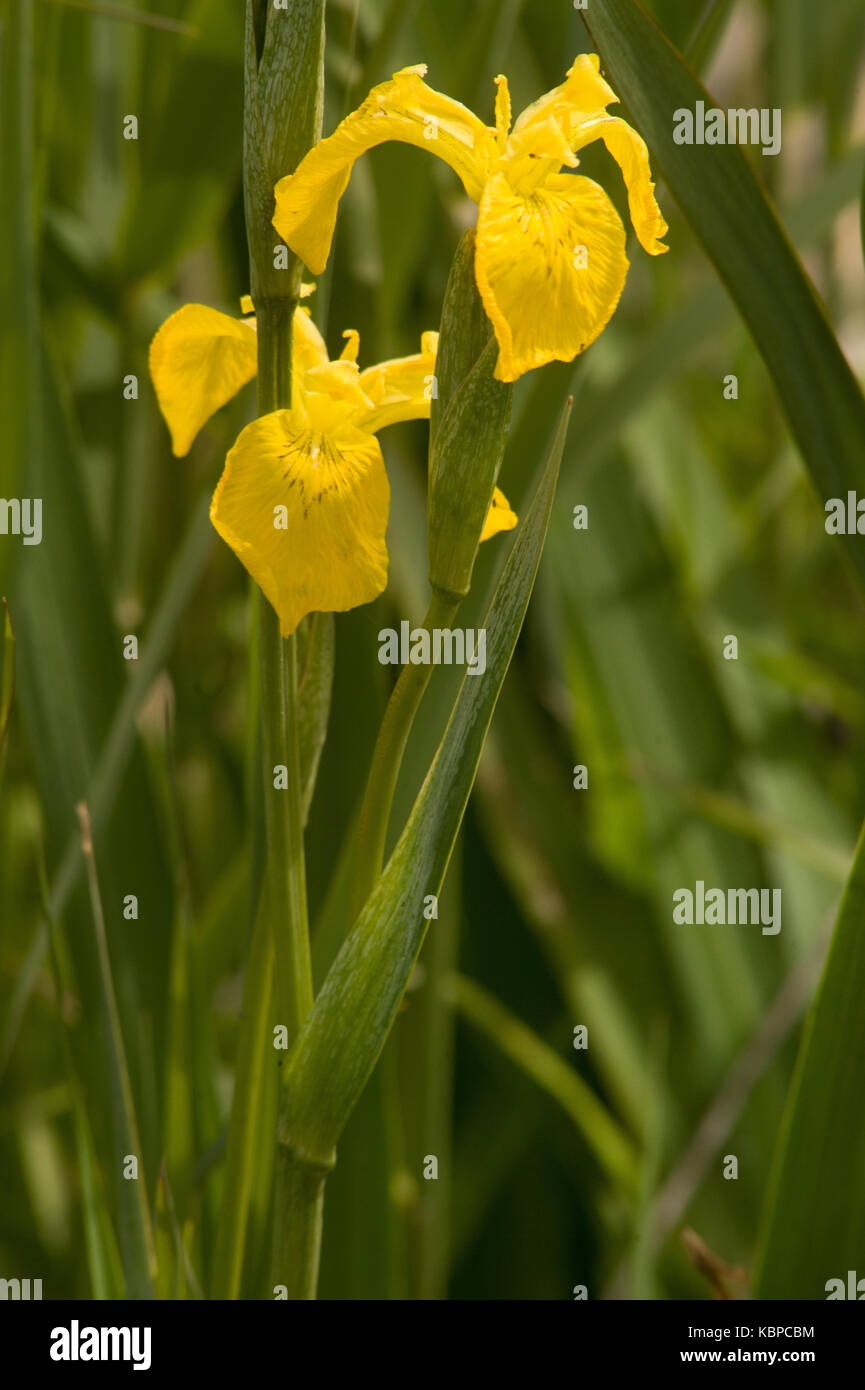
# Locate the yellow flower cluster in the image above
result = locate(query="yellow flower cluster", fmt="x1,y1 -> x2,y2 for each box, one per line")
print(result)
150,54 -> 666,634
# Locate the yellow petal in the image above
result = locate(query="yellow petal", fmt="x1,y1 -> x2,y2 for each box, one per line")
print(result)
356,331 -> 439,433
149,305 -> 258,457
304,358 -> 374,414
511,53 -> 618,143
273,65 -> 495,275
293,306 -> 330,376
480,486 -> 517,542
339,329 -> 360,362
209,410 -> 389,637
508,54 -> 668,256
571,113 -> 669,255
475,171 -> 628,382
494,74 -> 512,149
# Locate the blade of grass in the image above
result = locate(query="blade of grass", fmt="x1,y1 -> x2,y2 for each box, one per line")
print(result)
0,493 -> 214,1081
444,974 -> 639,1194
76,802 -> 156,1299
627,758 -> 854,884
39,0 -> 198,34
37,842 -> 124,1299
580,0 -> 865,590
561,148 -> 864,482
755,815 -> 865,1297
0,599 -> 15,783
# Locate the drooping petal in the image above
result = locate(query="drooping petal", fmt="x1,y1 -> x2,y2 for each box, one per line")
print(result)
571,113 -> 669,255
273,65 -> 495,275
149,302 -> 331,456
508,54 -> 668,256
475,171 -> 628,382
480,487 -> 517,541
209,409 -> 389,637
356,331 -> 439,433
149,305 -> 258,457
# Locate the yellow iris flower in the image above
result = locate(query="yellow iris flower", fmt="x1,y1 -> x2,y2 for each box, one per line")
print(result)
273,53 -> 668,383
149,297 -> 515,636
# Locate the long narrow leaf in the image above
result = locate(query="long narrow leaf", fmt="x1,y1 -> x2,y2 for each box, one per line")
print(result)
77,803 -> 157,1299
279,401 -> 571,1163
446,973 -> 639,1193
581,0 -> 865,589
754,816 -> 865,1298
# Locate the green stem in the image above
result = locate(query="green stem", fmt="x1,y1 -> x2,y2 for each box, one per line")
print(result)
349,588 -> 461,923
255,302 -> 312,1039
253,300 -> 322,1296
259,600 -> 312,1038
271,1144 -> 329,1300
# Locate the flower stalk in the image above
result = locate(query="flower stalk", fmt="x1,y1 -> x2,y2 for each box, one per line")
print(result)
348,231 -> 513,926
242,0 -> 325,1298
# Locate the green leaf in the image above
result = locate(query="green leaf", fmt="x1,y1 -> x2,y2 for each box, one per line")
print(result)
0,598 -> 14,779
427,230 -> 512,598
564,148 -> 864,479
754,814 -> 865,1298
77,803 -> 157,1299
118,0 -> 244,280
0,494 -> 214,1081
39,845 -> 125,1300
243,0 -> 325,301
279,399 -> 571,1164
581,0 -> 865,590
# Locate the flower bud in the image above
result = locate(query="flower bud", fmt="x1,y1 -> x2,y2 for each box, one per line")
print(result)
244,0 -> 325,303
427,230 -> 512,598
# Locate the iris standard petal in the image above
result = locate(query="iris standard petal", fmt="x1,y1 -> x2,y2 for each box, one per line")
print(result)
272,65 -> 495,275
475,171 -> 628,382
356,331 -> 439,433
149,304 -> 258,457
511,52 -> 618,144
209,410 -> 389,637
480,486 -> 517,542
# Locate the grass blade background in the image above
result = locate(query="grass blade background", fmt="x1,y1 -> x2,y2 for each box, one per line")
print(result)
755,817 -> 865,1298
580,0 -> 865,590
5,0 -> 865,1304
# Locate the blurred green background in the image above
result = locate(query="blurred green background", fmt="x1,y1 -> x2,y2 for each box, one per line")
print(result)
2,0 -> 865,1300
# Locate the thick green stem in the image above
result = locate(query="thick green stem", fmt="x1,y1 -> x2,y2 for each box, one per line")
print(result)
254,301 -> 322,1295
255,301 -> 313,1040
271,1144 -> 330,1300
349,589 -> 461,924
259,603 -> 312,1038
239,0 -> 325,1302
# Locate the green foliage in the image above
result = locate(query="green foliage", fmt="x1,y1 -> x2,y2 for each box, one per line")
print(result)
2,0 -> 865,1302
